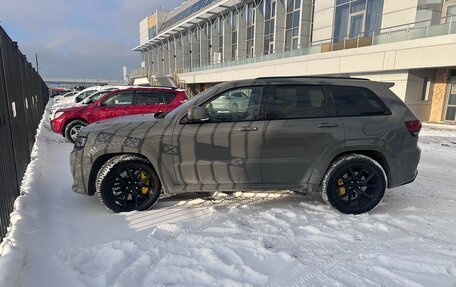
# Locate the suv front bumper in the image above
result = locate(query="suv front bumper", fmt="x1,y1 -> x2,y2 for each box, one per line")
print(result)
70,147 -> 91,195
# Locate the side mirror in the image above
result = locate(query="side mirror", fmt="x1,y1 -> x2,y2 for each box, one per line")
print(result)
188,106 -> 209,123
82,98 -> 93,105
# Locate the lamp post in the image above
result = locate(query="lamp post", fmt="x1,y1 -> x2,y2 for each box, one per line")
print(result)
35,53 -> 39,73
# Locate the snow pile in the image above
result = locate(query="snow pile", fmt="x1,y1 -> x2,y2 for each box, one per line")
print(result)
0,114 -> 456,286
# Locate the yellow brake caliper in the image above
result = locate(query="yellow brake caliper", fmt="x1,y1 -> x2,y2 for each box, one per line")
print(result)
337,178 -> 346,196
140,171 -> 150,195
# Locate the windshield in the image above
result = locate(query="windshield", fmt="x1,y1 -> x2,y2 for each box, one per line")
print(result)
89,90 -> 115,102
164,86 -> 217,119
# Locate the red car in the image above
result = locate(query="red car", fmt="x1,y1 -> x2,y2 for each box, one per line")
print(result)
51,87 -> 187,142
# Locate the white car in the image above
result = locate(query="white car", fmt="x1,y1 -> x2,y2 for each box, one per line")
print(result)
209,90 -> 250,113
50,86 -> 109,119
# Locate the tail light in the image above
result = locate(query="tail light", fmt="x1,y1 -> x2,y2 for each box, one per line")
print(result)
405,120 -> 421,136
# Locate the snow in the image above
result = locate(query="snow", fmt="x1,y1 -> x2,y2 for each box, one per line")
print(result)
1,106 -> 456,286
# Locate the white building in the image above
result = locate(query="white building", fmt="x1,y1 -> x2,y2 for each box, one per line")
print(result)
132,0 -> 456,122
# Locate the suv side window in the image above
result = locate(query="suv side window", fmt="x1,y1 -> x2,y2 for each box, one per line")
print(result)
135,91 -> 164,105
204,86 -> 264,122
328,86 -> 390,116
268,85 -> 327,119
102,91 -> 134,107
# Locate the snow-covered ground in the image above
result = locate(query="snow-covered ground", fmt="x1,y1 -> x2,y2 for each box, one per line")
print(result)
1,108 -> 456,287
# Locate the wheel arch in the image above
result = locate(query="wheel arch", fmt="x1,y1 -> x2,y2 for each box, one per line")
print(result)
87,152 -> 151,195
310,149 -> 391,191
63,118 -> 88,136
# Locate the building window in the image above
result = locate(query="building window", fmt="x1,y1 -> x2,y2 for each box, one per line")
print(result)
333,0 -> 384,42
445,73 -> 456,121
421,77 -> 433,101
246,3 -> 255,57
205,22 -> 212,64
264,0 -> 276,54
149,26 -> 157,39
285,0 -> 300,51
231,11 -> 238,60
215,17 -> 223,63
443,0 -> 456,23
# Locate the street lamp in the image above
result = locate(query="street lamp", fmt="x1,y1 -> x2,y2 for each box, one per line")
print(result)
35,53 -> 39,73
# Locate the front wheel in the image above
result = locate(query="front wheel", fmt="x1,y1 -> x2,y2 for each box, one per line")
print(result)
96,155 -> 161,213
321,154 -> 387,214
65,120 -> 88,143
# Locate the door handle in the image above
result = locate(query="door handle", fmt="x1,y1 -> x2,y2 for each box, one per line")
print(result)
237,127 -> 258,132
317,123 -> 339,128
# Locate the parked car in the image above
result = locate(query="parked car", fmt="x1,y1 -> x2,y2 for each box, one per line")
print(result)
50,86 -> 118,119
209,90 -> 249,112
51,86 -> 187,143
52,91 -> 78,103
49,87 -> 70,98
70,77 -> 421,214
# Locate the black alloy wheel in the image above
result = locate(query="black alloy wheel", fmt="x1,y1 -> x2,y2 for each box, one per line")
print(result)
323,154 -> 386,214
98,156 -> 161,213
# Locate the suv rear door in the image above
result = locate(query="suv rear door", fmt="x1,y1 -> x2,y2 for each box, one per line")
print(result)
261,85 -> 344,186
132,90 -> 176,115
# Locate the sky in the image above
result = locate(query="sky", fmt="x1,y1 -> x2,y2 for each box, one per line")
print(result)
0,0 -> 182,80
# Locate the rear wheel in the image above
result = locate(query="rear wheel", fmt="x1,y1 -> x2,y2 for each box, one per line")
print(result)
321,154 -> 387,214
96,155 -> 161,213
65,120 -> 88,143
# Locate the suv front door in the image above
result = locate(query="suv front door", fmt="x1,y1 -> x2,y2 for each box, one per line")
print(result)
261,85 -> 344,186
90,90 -> 135,122
173,86 -> 266,187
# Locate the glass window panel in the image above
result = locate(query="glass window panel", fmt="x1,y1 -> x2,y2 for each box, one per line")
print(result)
293,27 -> 299,36
295,0 -> 300,10
292,37 -> 298,49
268,86 -> 326,119
293,10 -> 300,27
265,21 -> 270,34
329,86 -> 389,116
349,14 -> 364,38
448,93 -> 456,105
336,0 -> 350,4
103,91 -> 134,106
351,0 -> 366,13
334,4 -> 349,41
286,13 -> 293,29
272,2 -> 276,17
365,0 -> 383,36
445,107 -> 456,121
287,0 -> 294,12
205,87 -> 264,122
285,31 -> 292,48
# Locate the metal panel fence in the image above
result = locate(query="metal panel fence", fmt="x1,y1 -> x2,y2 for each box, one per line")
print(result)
0,25 -> 49,239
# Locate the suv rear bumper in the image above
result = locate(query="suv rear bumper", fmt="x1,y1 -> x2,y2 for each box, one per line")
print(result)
388,145 -> 421,188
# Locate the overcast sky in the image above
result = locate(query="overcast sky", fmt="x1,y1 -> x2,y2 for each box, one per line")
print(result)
0,0 -> 182,80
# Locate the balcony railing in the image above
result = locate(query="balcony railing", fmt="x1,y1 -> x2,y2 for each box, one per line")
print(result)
181,16 -> 455,74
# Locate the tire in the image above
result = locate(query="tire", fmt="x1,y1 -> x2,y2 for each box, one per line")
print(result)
65,120 -> 88,143
96,155 -> 161,213
320,154 -> 387,214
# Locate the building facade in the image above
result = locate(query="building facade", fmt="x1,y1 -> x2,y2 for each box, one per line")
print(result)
133,0 -> 456,122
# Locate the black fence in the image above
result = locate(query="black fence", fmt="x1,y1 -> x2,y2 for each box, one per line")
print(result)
0,25 -> 49,239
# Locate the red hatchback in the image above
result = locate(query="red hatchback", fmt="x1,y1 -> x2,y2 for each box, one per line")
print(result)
51,87 -> 187,142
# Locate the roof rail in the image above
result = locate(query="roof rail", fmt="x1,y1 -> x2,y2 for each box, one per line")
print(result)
255,75 -> 370,81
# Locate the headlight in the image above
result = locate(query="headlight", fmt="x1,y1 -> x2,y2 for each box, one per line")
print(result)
74,135 -> 88,149
54,111 -> 64,119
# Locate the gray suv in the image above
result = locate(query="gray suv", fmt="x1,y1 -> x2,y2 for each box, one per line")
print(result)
70,77 -> 421,214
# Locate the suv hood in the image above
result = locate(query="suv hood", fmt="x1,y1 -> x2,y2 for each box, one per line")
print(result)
82,113 -> 161,136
